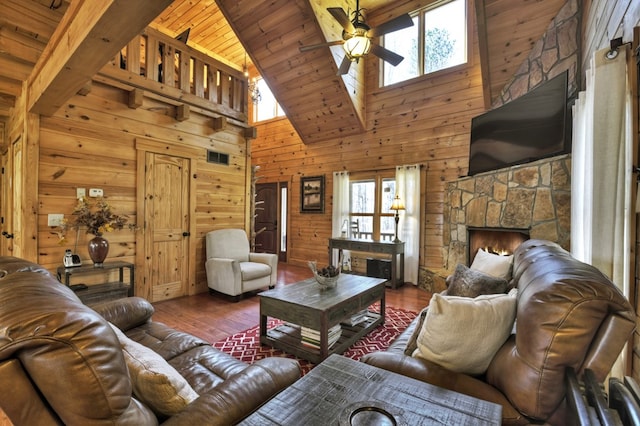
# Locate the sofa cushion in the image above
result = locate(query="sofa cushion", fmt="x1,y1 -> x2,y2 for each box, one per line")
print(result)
447,263 -> 508,298
470,248 -> 513,280
109,323 -> 199,417
413,289 -> 517,375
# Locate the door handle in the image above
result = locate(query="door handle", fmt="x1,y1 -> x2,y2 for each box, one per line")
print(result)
182,232 -> 191,237
2,231 -> 13,239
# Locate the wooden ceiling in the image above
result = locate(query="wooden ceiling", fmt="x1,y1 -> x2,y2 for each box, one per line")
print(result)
0,0 -> 566,143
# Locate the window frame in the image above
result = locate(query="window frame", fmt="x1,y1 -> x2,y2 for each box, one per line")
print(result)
379,0 -> 470,88
348,170 -> 396,241
251,77 -> 286,123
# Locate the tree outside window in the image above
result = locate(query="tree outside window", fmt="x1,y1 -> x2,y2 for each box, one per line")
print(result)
382,0 -> 467,87
349,174 -> 396,241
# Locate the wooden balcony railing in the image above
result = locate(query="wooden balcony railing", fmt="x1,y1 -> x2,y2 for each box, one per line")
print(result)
100,26 -> 248,125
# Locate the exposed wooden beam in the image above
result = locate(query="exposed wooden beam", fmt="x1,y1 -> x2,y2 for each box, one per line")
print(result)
475,0 -> 492,109
27,0 -> 173,116
128,88 -> 144,109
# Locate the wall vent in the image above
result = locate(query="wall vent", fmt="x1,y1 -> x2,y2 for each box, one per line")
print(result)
207,150 -> 229,165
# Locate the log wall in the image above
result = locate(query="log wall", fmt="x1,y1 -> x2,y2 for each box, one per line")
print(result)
251,19 -> 484,278
36,80 -> 250,297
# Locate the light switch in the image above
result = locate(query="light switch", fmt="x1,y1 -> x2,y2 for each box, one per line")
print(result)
77,188 -> 86,199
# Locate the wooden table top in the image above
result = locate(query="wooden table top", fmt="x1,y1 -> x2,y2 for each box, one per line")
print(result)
259,274 -> 387,311
239,354 -> 502,425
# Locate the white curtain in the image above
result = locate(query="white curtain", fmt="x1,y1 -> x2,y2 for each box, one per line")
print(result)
571,46 -> 632,378
396,165 -> 421,284
332,171 -> 350,266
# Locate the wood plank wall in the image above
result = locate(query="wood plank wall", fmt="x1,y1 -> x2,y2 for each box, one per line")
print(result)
36,80 -> 249,296
251,16 -> 484,273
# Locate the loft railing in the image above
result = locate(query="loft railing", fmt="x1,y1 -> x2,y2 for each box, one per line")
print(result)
102,26 -> 248,123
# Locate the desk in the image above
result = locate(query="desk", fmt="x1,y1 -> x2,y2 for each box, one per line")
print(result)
329,238 -> 404,289
239,354 -> 502,425
57,261 -> 134,305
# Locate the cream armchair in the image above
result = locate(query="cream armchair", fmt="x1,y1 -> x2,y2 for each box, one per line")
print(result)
205,229 -> 278,300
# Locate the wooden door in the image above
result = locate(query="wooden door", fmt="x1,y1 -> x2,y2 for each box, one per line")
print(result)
144,152 -> 191,302
255,183 -> 278,254
0,147 -> 10,256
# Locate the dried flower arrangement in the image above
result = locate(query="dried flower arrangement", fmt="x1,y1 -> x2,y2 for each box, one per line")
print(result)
53,197 -> 132,245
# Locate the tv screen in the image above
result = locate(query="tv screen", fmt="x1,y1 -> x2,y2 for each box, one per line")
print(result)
468,71 -> 570,176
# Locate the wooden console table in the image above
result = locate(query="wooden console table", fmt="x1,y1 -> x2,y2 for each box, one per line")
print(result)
329,237 -> 404,289
57,261 -> 134,305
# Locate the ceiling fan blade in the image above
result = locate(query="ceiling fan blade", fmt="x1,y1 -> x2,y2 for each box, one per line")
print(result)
337,55 -> 352,75
369,43 -> 404,66
368,13 -> 414,38
327,7 -> 355,34
299,40 -> 344,52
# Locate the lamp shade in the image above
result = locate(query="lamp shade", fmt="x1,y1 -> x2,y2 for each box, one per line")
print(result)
391,195 -> 405,211
343,35 -> 371,60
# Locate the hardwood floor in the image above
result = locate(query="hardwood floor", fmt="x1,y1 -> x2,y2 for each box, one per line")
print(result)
151,262 -> 432,343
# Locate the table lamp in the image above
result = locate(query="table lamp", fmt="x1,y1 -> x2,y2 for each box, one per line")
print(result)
390,195 -> 405,243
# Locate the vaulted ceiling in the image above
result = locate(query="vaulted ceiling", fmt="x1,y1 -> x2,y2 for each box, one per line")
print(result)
0,0 -> 566,143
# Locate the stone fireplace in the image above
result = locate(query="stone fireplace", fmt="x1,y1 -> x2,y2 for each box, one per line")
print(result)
443,154 -> 571,272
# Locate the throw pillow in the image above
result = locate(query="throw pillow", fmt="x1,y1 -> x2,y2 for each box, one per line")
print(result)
447,263 -> 508,298
412,289 -> 517,375
470,248 -> 514,280
108,323 -> 199,416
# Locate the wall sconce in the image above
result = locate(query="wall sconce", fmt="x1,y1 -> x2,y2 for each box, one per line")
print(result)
390,195 -> 405,243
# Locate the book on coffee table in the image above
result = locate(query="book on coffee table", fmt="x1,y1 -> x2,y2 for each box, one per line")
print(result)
301,324 -> 341,349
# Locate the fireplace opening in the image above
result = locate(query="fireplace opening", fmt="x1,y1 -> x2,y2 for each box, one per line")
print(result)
467,227 -> 530,265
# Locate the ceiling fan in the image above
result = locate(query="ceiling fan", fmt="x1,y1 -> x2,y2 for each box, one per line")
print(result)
299,0 -> 414,75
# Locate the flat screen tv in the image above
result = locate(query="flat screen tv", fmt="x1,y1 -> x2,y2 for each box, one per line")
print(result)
468,70 -> 571,176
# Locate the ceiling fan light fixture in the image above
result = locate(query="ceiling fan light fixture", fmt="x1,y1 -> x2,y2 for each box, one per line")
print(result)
343,34 -> 371,61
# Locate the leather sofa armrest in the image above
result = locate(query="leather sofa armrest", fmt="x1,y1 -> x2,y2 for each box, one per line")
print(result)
162,357 -> 301,426
90,297 -> 154,331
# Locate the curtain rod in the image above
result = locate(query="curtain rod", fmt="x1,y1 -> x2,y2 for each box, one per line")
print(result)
334,164 -> 425,174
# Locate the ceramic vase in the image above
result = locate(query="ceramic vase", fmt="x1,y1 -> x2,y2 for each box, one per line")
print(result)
88,235 -> 109,266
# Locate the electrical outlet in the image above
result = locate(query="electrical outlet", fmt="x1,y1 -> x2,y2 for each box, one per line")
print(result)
89,188 -> 103,197
77,188 -> 86,199
48,214 -> 64,227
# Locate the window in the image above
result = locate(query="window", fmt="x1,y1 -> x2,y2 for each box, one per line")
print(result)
252,77 -> 285,122
382,0 -> 467,86
349,172 -> 396,241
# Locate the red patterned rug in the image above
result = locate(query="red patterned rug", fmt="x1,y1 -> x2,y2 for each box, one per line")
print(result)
212,305 -> 417,375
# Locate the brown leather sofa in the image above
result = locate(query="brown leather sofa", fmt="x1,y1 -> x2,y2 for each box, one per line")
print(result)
361,239 -> 636,425
0,256 -> 301,425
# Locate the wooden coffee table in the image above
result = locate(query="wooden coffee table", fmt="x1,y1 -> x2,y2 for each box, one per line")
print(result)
259,274 -> 387,364
239,354 -> 502,425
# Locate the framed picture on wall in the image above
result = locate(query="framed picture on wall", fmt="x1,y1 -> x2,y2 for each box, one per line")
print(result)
300,175 -> 325,213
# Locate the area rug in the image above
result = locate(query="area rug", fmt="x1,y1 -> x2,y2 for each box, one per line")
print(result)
212,305 -> 417,375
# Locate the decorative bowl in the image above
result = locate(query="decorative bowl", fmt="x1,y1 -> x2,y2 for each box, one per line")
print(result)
308,261 -> 340,289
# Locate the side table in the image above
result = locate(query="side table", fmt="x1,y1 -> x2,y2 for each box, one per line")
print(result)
57,261 -> 134,305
